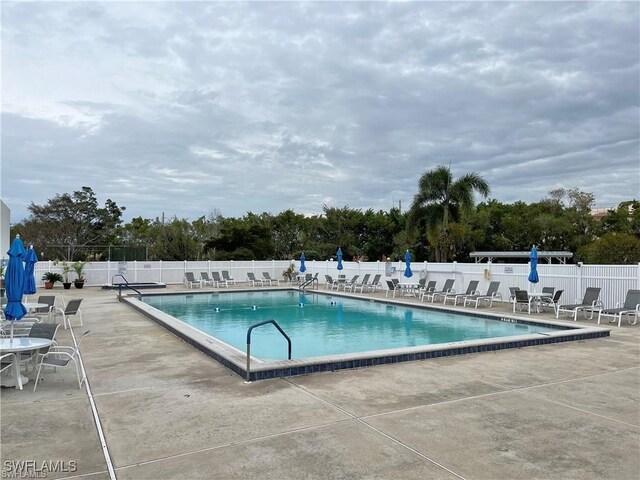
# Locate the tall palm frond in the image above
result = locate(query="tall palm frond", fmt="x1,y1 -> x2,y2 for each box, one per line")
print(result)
410,165 -> 490,261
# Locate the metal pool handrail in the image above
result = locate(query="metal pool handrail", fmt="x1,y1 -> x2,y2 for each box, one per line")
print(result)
112,274 -> 142,301
299,273 -> 319,291
246,320 -> 291,382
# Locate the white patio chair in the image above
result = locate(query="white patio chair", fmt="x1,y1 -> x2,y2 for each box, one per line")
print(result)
33,330 -> 90,392
51,299 -> 83,329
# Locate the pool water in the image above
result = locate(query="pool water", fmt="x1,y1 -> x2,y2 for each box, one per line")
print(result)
142,291 -> 563,361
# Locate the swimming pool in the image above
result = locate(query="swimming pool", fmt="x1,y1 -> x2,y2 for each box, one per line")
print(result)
126,289 -> 610,380
143,291 -> 562,360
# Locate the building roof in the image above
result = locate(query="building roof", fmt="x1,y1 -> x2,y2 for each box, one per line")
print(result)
470,251 -> 573,264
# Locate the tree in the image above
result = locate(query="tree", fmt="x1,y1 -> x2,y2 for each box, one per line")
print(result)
15,186 -> 125,260
204,213 -> 275,260
271,210 -> 309,260
148,217 -> 201,261
599,201 -> 640,236
410,166 -> 490,262
580,233 -> 640,264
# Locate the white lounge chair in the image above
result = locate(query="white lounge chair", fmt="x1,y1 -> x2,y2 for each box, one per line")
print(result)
353,274 -> 371,293
422,279 -> 455,303
211,272 -> 227,287
325,275 -> 338,290
443,280 -> 479,306
247,272 -> 265,287
200,272 -> 214,287
464,281 -> 502,308
221,271 -> 236,285
184,272 -> 202,289
556,287 -> 602,321
597,289 -> 640,327
262,272 -> 280,286
342,275 -> 359,292
369,274 -> 382,292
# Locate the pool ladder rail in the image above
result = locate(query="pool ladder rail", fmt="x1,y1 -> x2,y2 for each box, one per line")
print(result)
112,274 -> 142,301
245,319 -> 291,382
299,273 -> 319,291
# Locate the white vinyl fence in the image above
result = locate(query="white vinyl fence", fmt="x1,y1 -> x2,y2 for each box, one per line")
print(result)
33,260 -> 640,306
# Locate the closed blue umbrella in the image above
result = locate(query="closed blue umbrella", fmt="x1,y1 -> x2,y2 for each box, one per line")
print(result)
404,250 -> 413,278
528,245 -> 539,285
4,235 -> 27,339
336,247 -> 343,271
299,253 -> 306,273
23,245 -> 38,296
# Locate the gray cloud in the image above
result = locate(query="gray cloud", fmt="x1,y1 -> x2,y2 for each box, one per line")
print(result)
2,1 -> 638,222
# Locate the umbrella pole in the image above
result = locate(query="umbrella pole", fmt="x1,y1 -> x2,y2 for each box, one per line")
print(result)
9,321 -> 14,340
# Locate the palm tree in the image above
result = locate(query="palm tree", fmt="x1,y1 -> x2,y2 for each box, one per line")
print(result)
410,165 -> 490,262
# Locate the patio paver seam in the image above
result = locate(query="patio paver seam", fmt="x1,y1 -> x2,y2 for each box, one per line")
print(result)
110,417 -> 355,473
478,366 -> 640,394
283,379 -> 468,479
349,366 -> 639,421
508,389 -> 640,429
87,375 -> 235,398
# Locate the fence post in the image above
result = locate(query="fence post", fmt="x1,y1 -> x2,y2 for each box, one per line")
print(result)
577,262 -> 583,300
134,260 -> 138,283
159,260 -> 163,283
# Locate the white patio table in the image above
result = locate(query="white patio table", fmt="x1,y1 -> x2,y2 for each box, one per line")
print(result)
0,337 -> 53,389
528,292 -> 553,313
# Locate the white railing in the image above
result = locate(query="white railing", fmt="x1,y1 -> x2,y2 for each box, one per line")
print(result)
32,260 -> 640,306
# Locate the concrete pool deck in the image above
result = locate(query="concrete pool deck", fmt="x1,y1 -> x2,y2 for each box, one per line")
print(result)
1,285 -> 639,479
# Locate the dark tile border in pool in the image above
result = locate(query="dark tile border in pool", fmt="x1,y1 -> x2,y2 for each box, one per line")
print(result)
123,289 -> 610,381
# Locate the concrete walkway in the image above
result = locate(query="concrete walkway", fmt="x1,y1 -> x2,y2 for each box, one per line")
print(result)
1,286 -> 638,479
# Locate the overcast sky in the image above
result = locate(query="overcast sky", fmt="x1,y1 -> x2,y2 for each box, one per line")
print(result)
2,1 -> 639,223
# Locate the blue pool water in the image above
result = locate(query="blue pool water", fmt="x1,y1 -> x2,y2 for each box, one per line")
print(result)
142,291 -> 562,360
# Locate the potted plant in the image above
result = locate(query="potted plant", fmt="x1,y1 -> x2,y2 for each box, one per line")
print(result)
42,271 -> 63,289
71,261 -> 89,289
54,260 -> 73,289
282,263 -> 298,283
